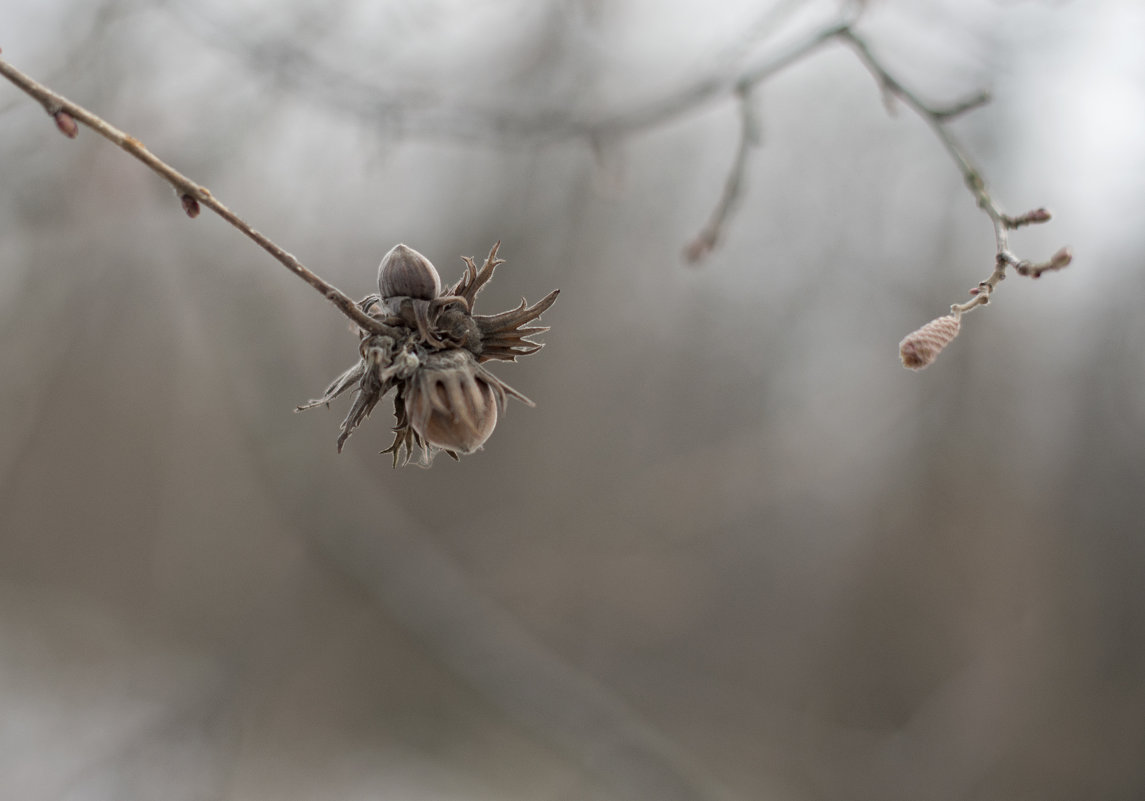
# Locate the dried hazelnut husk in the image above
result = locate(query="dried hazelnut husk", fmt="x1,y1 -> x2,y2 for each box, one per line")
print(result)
298,241 -> 557,466
406,350 -> 500,454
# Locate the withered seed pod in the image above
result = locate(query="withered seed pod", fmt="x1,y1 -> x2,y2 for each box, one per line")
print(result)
297,242 -> 558,466
406,350 -> 500,454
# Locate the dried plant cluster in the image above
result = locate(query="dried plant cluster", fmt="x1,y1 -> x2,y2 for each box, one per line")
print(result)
297,243 -> 558,465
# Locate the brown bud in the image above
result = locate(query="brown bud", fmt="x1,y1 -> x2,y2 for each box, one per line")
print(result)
378,244 -> 441,301
181,193 -> 201,218
54,110 -> 78,139
899,313 -> 961,370
406,350 -> 499,454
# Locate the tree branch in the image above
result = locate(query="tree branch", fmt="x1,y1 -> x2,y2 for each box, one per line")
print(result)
0,52 -> 394,336
4,7 -> 1074,371
683,86 -> 761,264
836,28 -> 1070,316
684,23 -> 1069,278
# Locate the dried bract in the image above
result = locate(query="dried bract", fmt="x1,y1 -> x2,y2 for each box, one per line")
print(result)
297,242 -> 558,466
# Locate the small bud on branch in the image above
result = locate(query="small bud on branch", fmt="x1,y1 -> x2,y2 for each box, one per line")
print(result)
54,110 -> 78,138
181,193 -> 201,218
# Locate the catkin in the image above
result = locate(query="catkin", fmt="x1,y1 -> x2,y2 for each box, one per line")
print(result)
899,313 -> 961,370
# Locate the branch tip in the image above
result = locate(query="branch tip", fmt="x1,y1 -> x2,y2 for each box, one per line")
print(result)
1017,246 -> 1072,278
683,235 -> 715,265
1005,207 -> 1052,228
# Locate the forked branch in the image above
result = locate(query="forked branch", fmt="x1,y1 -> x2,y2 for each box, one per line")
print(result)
685,22 -> 1070,295
837,28 -> 1071,318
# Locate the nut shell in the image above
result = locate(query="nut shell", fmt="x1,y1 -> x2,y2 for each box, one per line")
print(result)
378,243 -> 441,301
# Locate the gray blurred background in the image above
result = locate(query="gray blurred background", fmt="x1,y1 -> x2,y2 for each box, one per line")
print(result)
2,0 -> 1144,799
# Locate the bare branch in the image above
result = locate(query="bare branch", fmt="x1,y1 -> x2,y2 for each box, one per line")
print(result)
837,29 -> 1070,319
680,19 -> 1065,289
0,53 -> 392,336
683,87 -> 761,264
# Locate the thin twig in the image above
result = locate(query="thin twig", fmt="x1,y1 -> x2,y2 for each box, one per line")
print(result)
679,22 -> 850,262
837,30 -> 1007,247
836,28 -> 1069,314
0,54 -> 394,336
682,22 -> 1069,297
683,87 -> 761,264
173,0 -> 847,145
